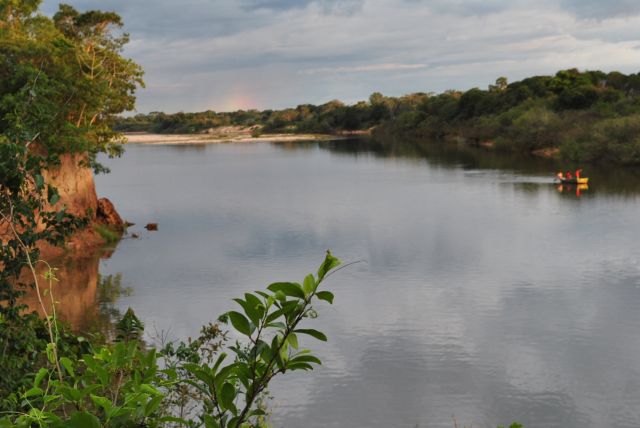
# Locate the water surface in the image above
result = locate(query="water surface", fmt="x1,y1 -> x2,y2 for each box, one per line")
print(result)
90,140 -> 640,428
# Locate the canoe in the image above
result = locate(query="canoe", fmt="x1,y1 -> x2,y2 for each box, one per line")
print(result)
560,177 -> 589,184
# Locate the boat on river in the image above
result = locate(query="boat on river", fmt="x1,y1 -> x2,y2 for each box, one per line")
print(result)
555,171 -> 588,185
559,177 -> 589,185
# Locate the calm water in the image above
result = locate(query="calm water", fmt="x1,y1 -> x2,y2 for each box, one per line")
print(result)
91,140 -> 640,428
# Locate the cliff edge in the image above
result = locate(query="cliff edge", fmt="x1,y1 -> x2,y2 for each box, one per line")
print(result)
39,153 -> 124,257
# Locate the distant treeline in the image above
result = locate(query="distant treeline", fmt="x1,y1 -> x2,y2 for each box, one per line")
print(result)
114,97 -> 393,134
117,69 -> 640,164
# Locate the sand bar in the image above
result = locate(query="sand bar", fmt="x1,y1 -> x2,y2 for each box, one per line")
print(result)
124,132 -> 342,145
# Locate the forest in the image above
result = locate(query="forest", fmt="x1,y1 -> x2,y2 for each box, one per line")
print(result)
117,69 -> 640,164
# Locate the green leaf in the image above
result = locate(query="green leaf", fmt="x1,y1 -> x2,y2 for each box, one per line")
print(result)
203,414 -> 221,428
316,291 -> 334,304
290,354 -> 322,365
274,290 -> 286,302
141,384 -> 162,396
45,343 -> 56,363
189,367 -> 214,386
214,365 -> 235,393
235,365 -> 252,388
33,368 -> 49,388
24,387 -> 43,398
47,186 -> 60,205
219,382 -> 236,414
145,395 -> 163,417
274,348 -> 286,370
295,328 -> 327,341
212,352 -> 227,373
107,406 -> 129,419
286,362 -> 314,371
264,323 -> 284,333
317,250 -> 341,280
227,311 -> 253,336
245,292 -> 265,319
302,274 -> 316,295
49,193 -> 60,205
265,307 -> 287,324
233,298 -> 260,326
267,282 -> 306,300
59,357 -> 75,377
90,395 -> 112,413
34,174 -> 44,190
66,411 -> 101,428
287,333 -> 299,350
270,334 -> 286,370
227,416 -> 242,428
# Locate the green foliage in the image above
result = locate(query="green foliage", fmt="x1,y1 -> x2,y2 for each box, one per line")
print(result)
560,115 -> 640,164
181,250 -> 341,427
4,338 -> 170,428
250,127 -> 262,138
116,68 -> 640,164
0,0 -> 141,413
0,139 -> 87,401
374,68 -> 640,164
0,0 -> 144,171
116,308 -> 144,342
115,94 -> 428,135
0,253 -> 342,428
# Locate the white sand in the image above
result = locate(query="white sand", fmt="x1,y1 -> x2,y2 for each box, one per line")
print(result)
124,132 -> 341,145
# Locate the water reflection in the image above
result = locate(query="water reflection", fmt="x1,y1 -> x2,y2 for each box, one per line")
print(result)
93,140 -> 640,428
298,137 -> 640,197
20,249 -> 130,336
556,184 -> 590,198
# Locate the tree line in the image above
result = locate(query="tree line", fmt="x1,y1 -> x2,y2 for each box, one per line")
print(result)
117,69 -> 640,164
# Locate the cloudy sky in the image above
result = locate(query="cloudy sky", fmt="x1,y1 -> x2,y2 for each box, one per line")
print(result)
41,0 -> 640,113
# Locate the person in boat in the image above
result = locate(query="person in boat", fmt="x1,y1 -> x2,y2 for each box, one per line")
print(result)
575,169 -> 582,179
566,171 -> 573,180
556,171 -> 564,180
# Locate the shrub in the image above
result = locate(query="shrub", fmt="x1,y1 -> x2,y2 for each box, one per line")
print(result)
0,252 -> 343,428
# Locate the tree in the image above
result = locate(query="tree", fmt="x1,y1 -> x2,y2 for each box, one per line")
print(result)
489,76 -> 508,92
0,0 -> 144,171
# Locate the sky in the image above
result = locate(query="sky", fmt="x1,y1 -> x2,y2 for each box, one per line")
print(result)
41,0 -> 640,113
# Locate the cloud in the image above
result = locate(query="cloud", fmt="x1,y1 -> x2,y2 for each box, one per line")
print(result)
558,0 -> 640,19
302,63 -> 428,75
415,0 -> 512,16
241,0 -> 363,14
40,0 -> 640,113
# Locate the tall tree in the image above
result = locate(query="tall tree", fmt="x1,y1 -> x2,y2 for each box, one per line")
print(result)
0,0 -> 144,171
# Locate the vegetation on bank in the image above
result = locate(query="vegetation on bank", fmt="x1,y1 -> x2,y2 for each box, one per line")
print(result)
0,0 -> 143,172
118,69 -> 640,164
0,6 -> 345,425
0,3 -> 350,428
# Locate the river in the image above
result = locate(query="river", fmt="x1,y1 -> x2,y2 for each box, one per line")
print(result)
80,139 -> 640,427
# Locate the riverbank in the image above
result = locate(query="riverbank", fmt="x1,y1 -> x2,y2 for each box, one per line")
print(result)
125,129 -> 344,145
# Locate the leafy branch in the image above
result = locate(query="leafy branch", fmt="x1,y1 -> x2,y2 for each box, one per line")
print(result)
183,251 -> 341,428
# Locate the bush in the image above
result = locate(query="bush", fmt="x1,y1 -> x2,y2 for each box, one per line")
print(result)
0,252 -> 343,428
